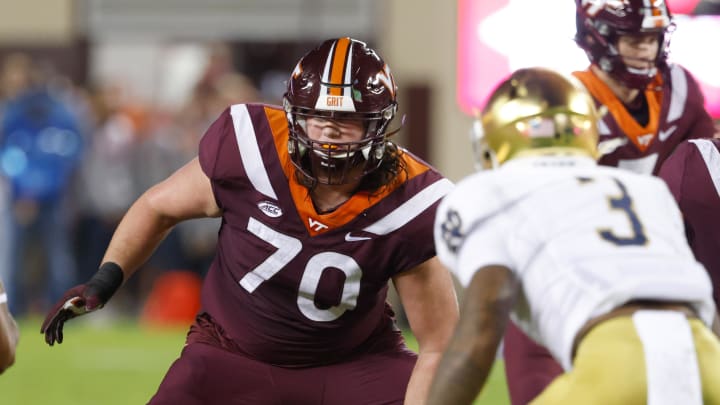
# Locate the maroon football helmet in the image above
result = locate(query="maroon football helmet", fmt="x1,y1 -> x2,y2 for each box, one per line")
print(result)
575,0 -> 674,89
284,37 -> 398,185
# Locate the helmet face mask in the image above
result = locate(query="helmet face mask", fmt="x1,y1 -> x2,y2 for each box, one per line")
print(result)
575,0 -> 674,89
474,68 -> 600,169
288,115 -> 387,185
284,37 -> 398,186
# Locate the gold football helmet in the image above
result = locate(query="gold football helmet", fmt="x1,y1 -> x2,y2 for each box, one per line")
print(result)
473,67 -> 599,170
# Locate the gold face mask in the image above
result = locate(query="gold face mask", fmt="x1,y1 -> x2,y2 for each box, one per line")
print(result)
472,68 -> 600,170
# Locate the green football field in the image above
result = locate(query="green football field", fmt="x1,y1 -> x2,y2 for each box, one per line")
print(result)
0,317 -> 510,404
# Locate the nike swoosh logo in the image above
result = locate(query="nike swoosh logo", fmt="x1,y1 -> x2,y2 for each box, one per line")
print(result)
658,125 -> 677,142
345,232 -> 371,242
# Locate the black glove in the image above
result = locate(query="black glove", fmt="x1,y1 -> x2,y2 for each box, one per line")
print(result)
41,262 -> 124,346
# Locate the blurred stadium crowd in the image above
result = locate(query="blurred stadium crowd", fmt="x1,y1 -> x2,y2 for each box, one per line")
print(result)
0,44 -> 266,317
0,0 -> 412,330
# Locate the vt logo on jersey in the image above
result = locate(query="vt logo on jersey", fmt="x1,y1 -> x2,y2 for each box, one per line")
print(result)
308,218 -> 329,232
637,133 -> 654,147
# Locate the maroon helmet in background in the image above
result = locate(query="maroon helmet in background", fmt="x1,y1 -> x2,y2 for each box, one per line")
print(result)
283,37 -> 398,185
575,0 -> 675,89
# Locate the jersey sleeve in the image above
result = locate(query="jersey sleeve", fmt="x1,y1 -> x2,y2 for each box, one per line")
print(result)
394,199 -> 444,273
657,139 -> 691,203
388,171 -> 454,275
681,67 -> 716,140
455,215 -> 514,286
434,174 -> 515,287
658,139 -> 709,244
198,106 -> 242,182
198,106 -> 250,209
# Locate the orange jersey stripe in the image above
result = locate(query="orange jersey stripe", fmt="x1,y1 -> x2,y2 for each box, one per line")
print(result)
328,37 -> 351,97
264,106 -> 430,236
573,70 -> 663,152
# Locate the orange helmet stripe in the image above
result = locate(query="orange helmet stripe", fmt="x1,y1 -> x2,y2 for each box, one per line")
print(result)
328,37 -> 351,96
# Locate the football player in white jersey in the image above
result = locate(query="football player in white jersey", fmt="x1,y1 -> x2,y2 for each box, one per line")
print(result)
426,67 -> 720,405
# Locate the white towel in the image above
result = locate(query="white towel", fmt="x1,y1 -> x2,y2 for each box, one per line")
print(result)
633,310 -> 702,405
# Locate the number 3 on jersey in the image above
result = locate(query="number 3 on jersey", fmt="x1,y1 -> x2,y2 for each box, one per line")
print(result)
239,217 -> 362,322
580,177 -> 648,246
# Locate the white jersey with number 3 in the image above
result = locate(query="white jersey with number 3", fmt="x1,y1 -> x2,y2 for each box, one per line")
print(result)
434,155 -> 716,370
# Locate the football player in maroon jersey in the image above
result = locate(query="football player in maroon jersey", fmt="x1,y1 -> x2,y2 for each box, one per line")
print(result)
40,37 -> 459,404
659,138 -> 720,309
572,0 -> 716,175
503,1 -> 718,404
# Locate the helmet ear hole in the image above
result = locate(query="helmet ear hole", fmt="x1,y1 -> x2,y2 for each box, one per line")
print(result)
482,150 -> 494,168
472,142 -> 497,171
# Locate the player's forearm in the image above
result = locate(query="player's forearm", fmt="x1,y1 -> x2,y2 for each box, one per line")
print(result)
425,342 -> 493,405
101,190 -> 180,280
426,266 -> 516,404
424,309 -> 501,404
404,351 -> 442,405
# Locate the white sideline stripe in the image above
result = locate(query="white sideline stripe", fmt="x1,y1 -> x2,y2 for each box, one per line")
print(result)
666,65 -> 687,123
230,104 -> 277,200
689,139 -> 720,199
363,178 -> 454,235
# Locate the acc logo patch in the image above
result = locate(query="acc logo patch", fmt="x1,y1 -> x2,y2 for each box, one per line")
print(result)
257,201 -> 283,218
440,209 -> 464,253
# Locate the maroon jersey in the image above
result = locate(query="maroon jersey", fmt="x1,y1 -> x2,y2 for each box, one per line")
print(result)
196,103 -> 452,367
658,138 -> 720,307
573,65 -> 715,175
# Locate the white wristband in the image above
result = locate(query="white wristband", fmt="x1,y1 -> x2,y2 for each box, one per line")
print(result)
0,293 -> 6,305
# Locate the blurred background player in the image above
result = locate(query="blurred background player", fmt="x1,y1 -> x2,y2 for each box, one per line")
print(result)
40,37 -> 459,404
0,278 -> 19,374
428,67 -> 720,405
659,138 -> 720,308
503,2 -> 719,403
573,0 -> 716,174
